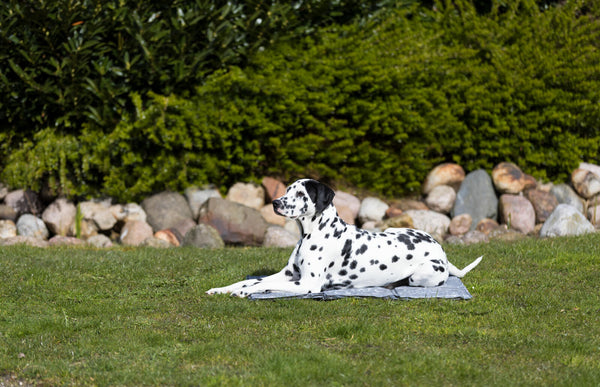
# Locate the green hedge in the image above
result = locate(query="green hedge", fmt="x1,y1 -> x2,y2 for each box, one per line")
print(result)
2,0 -> 600,201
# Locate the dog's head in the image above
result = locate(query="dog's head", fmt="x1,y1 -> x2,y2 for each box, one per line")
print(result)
272,179 -> 335,219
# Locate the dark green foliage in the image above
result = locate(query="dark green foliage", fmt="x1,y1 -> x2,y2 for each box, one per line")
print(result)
1,0 -> 600,201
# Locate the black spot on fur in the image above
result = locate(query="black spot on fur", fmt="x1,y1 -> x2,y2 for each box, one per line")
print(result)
310,245 -> 317,251
356,244 -> 368,255
406,254 -> 413,260
339,269 -> 347,276
360,267 -> 366,272
392,255 -> 400,263
350,260 -> 358,270
380,264 -> 387,270
349,274 -> 358,280
341,239 -> 353,261
438,280 -> 445,286
328,261 -> 335,268
285,270 -> 293,277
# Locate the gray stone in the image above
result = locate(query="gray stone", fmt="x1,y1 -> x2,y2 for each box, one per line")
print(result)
16,214 -> 49,240
86,234 -> 114,248
425,185 -> 456,214
540,204 -> 595,237
142,191 -> 194,232
283,219 -> 301,239
5,189 -> 43,216
198,197 -> 268,246
452,169 -> 498,230
42,198 -> 76,236
550,184 -> 585,213
79,201 -> 117,231
140,237 -> 172,248
185,186 -> 222,219
358,197 -> 389,224
225,182 -> 265,210
181,224 -> 225,248
0,220 -> 17,238
120,220 -> 154,246
263,226 -> 298,248
404,210 -> 451,240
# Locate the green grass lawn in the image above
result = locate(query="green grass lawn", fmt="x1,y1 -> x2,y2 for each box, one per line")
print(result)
1,233 -> 599,386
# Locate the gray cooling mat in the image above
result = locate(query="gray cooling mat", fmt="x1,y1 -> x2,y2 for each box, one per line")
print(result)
247,275 -> 473,300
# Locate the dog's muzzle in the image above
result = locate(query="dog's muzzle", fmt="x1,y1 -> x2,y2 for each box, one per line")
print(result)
272,199 -> 284,215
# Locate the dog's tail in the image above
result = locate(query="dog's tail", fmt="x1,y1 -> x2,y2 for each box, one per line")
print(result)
448,256 -> 483,278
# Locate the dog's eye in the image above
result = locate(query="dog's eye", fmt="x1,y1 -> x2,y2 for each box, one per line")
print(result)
296,192 -> 305,198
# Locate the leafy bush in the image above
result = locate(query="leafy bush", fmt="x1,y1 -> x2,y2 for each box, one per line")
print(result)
2,0 -> 600,201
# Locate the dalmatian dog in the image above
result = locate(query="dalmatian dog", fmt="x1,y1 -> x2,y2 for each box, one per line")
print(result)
206,179 -> 482,297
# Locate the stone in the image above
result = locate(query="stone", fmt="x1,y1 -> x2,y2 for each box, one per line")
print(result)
225,182 -> 265,210
283,218 -> 301,239
48,235 -> 85,246
550,184 -> 585,214
141,237 -> 172,248
422,163 -> 465,194
198,197 -> 268,246
4,189 -> 43,216
42,198 -> 76,236
260,204 -> 286,226
404,210 -> 451,240
587,205 -> 600,228
525,188 -> 559,224
492,162 -> 535,194
142,191 -> 194,232
579,162 -> 600,178
0,236 -> 49,248
571,168 -> 600,199
262,177 -> 286,202
154,229 -> 181,246
449,214 -> 472,236
69,219 -> 98,239
263,226 -> 298,248
452,169 -> 498,230
16,214 -> 49,240
385,206 -> 403,219
476,218 -> 500,234
0,220 -> 17,238
79,201 -> 117,231
86,234 -> 114,248
181,224 -> 225,248
498,194 -> 536,234
380,213 -> 414,229
358,197 -> 389,224
0,204 -> 18,221
489,227 -> 527,242
540,204 -> 595,237
425,185 -> 456,214
120,220 -> 154,246
387,199 -> 429,213
462,230 -> 489,245
110,203 -> 147,223
185,186 -> 221,219
333,191 -> 361,225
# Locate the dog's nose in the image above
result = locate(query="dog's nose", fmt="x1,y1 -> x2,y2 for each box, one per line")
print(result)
272,199 -> 282,210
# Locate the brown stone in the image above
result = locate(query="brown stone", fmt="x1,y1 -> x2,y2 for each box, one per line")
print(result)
262,177 -> 286,202
449,214 -> 472,236
333,191 -> 361,225
525,188 -> 559,223
492,162 -> 532,194
476,218 -> 500,235
571,168 -> 600,199
422,163 -> 465,194
498,194 -> 536,234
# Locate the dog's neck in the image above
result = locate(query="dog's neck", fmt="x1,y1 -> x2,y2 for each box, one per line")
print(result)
295,205 -> 343,236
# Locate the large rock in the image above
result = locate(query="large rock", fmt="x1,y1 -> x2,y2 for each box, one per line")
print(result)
571,168 -> 600,199
498,194 -> 536,234
452,169 -> 498,231
262,177 -> 286,202
449,214 -> 472,236
120,220 -> 154,246
198,197 -> 268,246
422,163 -> 465,194
185,186 -> 222,219
181,224 -> 224,248
525,188 -> 559,224
260,204 -> 286,226
79,201 -> 117,231
225,182 -> 265,210
333,191 -> 361,225
425,185 -> 456,214
42,198 -> 76,236
5,189 -> 43,216
492,162 -> 536,194
142,191 -> 194,232
550,184 -> 585,213
579,162 -> 600,178
358,197 -> 389,224
16,214 -> 49,240
0,204 -> 18,221
540,204 -> 595,237
86,234 -> 114,248
263,226 -> 298,248
0,220 -> 17,238
404,210 -> 451,240
110,203 -> 147,223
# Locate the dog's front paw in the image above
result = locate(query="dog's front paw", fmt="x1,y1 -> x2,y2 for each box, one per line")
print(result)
206,287 -> 229,295
230,290 -> 249,298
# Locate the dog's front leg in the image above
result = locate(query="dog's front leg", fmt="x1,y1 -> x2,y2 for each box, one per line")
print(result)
230,277 -> 323,298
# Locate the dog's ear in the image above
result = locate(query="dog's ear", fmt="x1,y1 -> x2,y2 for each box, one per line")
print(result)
304,180 -> 335,214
